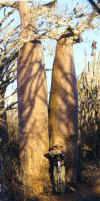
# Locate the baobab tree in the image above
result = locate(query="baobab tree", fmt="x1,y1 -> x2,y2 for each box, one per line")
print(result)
17,2 -> 50,197
49,37 -> 78,184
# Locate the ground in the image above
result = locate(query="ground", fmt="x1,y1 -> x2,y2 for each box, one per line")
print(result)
0,161 -> 100,201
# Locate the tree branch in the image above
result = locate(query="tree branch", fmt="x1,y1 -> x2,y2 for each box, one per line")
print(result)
5,101 -> 18,111
0,51 -> 18,70
87,0 -> 100,14
0,2 -> 18,9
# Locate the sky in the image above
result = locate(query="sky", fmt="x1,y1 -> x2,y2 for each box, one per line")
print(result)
0,0 -> 100,102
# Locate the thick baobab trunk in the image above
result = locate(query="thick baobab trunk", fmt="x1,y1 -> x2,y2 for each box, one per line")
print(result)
17,41 -> 49,196
49,38 -> 78,184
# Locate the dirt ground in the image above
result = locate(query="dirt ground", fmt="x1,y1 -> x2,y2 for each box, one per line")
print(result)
36,184 -> 100,201
0,162 -> 99,201
38,182 -> 100,201
32,163 -> 100,201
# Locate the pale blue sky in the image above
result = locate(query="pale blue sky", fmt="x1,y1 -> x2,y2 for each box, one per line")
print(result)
0,0 -> 100,99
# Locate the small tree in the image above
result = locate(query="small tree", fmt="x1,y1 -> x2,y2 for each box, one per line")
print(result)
78,50 -> 100,161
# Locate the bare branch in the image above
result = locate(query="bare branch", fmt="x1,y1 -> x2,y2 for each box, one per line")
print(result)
5,101 -> 18,111
0,50 -> 18,70
42,0 -> 57,8
5,89 -> 17,101
0,9 -> 15,25
87,0 -> 100,14
0,2 -> 18,9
